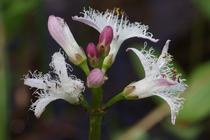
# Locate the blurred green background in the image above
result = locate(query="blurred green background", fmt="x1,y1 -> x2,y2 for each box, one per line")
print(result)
0,0 -> 210,140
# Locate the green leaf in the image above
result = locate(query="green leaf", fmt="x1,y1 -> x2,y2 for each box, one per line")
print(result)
193,0 -> 210,19
178,62 -> 210,123
2,0 -> 40,36
0,19 -> 7,140
166,124 -> 203,140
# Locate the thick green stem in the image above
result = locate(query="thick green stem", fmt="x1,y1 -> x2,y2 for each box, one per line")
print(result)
89,115 -> 103,140
89,87 -> 103,140
91,88 -> 103,108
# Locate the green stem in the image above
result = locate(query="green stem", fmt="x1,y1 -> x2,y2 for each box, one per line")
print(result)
88,92 -> 124,140
103,93 -> 125,110
80,60 -> 90,75
89,87 -> 103,140
89,115 -> 103,140
91,88 -> 103,108
0,16 -> 7,140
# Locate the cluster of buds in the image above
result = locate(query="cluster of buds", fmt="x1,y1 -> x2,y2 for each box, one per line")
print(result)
85,26 -> 113,88
85,26 -> 113,66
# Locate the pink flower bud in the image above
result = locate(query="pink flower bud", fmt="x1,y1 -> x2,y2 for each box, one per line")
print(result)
87,68 -> 105,88
86,42 -> 99,67
86,42 -> 98,58
98,26 -> 113,46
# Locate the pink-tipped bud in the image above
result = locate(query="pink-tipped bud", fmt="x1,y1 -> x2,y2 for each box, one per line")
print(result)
87,68 -> 105,88
97,26 -> 113,55
86,42 -> 99,67
86,42 -> 98,58
98,26 -> 113,46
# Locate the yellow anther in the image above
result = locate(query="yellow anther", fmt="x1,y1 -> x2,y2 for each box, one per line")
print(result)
113,7 -> 126,17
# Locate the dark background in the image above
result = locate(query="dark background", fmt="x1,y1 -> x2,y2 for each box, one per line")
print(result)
0,0 -> 210,140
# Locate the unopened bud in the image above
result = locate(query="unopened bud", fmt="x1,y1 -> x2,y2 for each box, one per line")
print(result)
48,15 -> 86,65
99,26 -> 113,46
86,42 -> 99,67
86,42 -> 98,58
102,54 -> 113,73
87,68 -> 105,88
97,26 -> 113,55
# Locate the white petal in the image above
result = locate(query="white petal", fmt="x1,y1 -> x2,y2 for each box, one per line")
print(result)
72,16 -> 101,32
31,95 -> 61,118
128,78 -> 179,99
24,73 -> 55,90
24,78 -> 47,89
50,52 -> 69,82
127,48 -> 159,78
157,40 -> 171,68
153,80 -> 186,124
161,40 -> 170,55
128,78 -> 155,98
154,92 -> 184,125
72,8 -> 158,43
59,78 -> 85,104
128,77 -> 186,124
31,85 -> 84,118
105,39 -> 122,63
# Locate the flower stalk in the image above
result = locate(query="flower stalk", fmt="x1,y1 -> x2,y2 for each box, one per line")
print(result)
103,93 -> 125,110
89,115 -> 103,140
89,87 -> 104,140
24,8 -> 187,140
79,60 -> 90,75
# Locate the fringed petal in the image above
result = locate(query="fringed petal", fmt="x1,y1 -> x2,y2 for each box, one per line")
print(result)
24,72 -> 55,90
24,52 -> 85,118
50,52 -> 69,82
31,94 -> 61,118
127,47 -> 159,78
154,91 -> 184,124
72,7 -> 158,43
24,78 -> 47,90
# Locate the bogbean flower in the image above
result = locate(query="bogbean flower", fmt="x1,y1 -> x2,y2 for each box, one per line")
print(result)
48,15 -> 86,65
24,52 -> 85,118
123,40 -> 187,124
72,8 -> 158,70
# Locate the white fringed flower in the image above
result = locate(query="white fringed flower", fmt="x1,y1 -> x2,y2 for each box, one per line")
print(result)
124,40 -> 187,124
48,15 -> 86,65
72,7 -> 158,67
24,52 -> 85,117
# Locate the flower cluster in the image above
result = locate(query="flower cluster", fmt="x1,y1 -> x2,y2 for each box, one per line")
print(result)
24,7 -> 187,124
